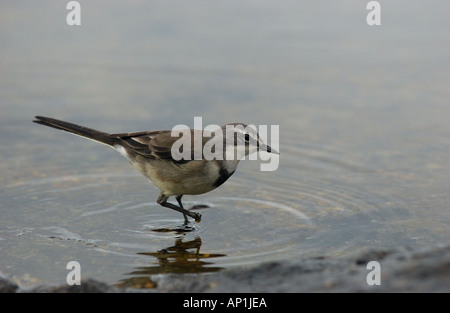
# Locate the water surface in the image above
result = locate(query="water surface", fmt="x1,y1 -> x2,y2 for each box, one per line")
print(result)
1,1 -> 449,289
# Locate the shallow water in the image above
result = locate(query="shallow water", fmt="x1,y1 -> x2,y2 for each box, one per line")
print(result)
1,1 -> 450,289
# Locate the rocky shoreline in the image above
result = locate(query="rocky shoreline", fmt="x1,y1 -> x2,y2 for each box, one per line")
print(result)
2,243 -> 450,292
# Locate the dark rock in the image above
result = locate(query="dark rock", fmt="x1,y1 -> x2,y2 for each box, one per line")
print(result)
27,279 -> 120,293
155,244 -> 450,292
2,243 -> 450,292
0,277 -> 18,293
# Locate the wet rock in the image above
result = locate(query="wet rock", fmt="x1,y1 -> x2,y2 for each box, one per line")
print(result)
27,279 -> 120,293
0,278 -> 18,293
155,244 -> 450,292
2,244 -> 450,292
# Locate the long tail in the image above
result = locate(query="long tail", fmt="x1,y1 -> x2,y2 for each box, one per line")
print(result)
33,116 -> 118,146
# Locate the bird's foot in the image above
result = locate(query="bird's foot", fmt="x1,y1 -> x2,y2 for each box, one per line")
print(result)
178,223 -> 196,232
184,211 -> 202,223
192,212 -> 202,223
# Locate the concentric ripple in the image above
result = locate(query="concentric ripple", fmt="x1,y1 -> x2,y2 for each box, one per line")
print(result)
1,137 -> 435,288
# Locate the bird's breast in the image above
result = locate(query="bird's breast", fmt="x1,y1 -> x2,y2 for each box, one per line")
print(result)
139,159 -> 236,196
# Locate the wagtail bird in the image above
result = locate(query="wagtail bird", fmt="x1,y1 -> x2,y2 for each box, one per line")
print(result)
33,116 -> 278,224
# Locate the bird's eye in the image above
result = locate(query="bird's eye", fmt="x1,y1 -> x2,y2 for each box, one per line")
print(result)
244,134 -> 250,142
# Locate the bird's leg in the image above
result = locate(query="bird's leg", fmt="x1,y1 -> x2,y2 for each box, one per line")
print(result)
157,194 -> 202,223
175,195 -> 189,224
176,195 -> 209,214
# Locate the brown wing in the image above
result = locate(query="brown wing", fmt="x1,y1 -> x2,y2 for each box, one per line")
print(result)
111,129 -> 208,162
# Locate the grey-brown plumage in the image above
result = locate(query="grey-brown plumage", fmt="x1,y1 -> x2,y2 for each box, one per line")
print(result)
33,116 -> 277,224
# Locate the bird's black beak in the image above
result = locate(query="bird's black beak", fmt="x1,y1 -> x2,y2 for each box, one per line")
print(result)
259,144 -> 279,154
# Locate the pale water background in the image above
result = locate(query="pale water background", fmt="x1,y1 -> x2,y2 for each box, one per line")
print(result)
1,1 -> 449,289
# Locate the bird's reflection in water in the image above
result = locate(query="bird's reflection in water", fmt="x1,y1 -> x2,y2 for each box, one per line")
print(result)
115,235 -> 226,289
